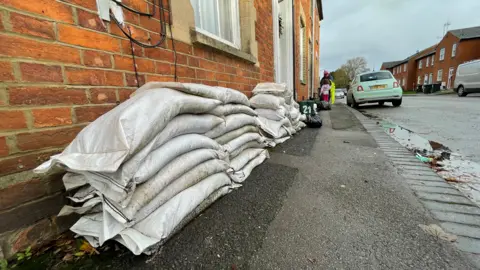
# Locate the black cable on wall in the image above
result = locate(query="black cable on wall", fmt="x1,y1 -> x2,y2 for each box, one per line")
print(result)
110,0 -> 178,84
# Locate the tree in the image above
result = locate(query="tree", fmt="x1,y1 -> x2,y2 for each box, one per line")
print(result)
330,68 -> 349,88
340,57 -> 369,81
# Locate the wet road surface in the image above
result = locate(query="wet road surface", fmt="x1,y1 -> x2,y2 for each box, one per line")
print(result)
357,94 -> 480,163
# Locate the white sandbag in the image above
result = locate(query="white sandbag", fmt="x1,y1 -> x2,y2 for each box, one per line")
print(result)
35,88 -> 222,174
230,140 -> 269,158
209,104 -> 257,117
250,94 -> 286,110
130,173 -> 231,246
104,148 -> 227,223
223,132 -> 265,154
133,134 -> 222,184
252,82 -> 287,96
132,82 -> 249,106
62,172 -> 87,191
298,121 -> 307,128
255,108 -> 286,121
214,125 -> 258,145
67,184 -> 96,203
229,148 -> 265,172
228,150 -> 269,183
204,114 -> 259,138
124,159 -> 229,225
257,116 -> 291,138
77,114 -> 224,201
299,114 -> 307,121
58,197 -> 102,216
289,108 -> 300,121
116,184 -> 231,255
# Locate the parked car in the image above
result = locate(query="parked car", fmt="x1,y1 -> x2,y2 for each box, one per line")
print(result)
335,89 -> 345,99
346,71 -> 403,108
454,59 -> 480,97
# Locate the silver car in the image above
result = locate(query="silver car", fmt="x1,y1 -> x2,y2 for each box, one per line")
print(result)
454,59 -> 480,97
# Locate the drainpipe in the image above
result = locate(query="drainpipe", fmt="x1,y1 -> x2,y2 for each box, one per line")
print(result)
292,0 -> 297,100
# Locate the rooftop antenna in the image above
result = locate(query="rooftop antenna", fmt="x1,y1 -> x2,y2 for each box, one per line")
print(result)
443,21 -> 451,36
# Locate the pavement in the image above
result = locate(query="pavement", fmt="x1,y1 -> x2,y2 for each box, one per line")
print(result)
356,94 -> 480,163
60,104 -> 477,269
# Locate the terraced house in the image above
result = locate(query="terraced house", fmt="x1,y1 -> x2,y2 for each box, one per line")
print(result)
0,0 -> 323,258
381,25 -> 480,91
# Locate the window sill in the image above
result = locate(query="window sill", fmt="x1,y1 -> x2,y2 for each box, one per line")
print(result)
190,29 -> 257,64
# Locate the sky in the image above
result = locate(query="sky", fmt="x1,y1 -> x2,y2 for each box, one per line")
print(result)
319,0 -> 480,72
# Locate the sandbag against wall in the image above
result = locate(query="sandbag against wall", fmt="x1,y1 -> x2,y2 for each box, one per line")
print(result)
35,88 -> 222,174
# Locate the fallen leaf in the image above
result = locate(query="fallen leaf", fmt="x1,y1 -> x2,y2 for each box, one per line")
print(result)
74,252 -> 85,257
79,240 -> 99,255
445,177 -> 461,183
419,224 -> 457,242
62,254 -> 74,262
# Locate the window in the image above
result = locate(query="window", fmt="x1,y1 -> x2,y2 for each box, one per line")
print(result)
404,64 -> 407,72
402,78 -> 405,86
360,72 -> 392,82
437,69 -> 443,81
393,69 -> 396,75
419,60 -> 423,69
417,76 -> 421,84
190,0 -> 240,48
452,44 -> 457,57
431,55 -> 434,66
440,48 -> 445,61
429,73 -> 433,84
299,19 -> 306,83
426,57 -> 429,67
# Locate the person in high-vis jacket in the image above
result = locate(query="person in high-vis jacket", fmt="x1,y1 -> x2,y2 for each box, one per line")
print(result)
330,81 -> 336,104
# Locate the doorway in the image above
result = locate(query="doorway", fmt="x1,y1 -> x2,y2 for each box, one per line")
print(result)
273,0 -> 294,93
448,67 -> 455,89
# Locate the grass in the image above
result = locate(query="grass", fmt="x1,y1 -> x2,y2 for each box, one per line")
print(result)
402,91 -> 417,95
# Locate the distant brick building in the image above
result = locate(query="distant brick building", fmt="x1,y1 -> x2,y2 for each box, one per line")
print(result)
0,0 -> 323,258
381,26 -> 480,91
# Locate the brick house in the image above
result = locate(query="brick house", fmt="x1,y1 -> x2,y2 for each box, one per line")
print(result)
381,26 -> 480,91
0,0 -> 323,258
433,26 -> 480,89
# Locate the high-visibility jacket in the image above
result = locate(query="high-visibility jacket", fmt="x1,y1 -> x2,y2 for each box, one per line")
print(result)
330,81 -> 336,104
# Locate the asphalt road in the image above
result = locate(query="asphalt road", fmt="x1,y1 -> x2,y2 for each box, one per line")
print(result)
354,94 -> 480,163
60,105 -> 475,269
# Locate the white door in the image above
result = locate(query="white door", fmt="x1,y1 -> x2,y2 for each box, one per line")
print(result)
273,0 -> 294,94
428,73 -> 433,84
448,67 -> 455,89
424,74 -> 428,85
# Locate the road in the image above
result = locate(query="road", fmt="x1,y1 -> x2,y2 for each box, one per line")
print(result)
355,94 -> 480,163
58,105 -> 475,269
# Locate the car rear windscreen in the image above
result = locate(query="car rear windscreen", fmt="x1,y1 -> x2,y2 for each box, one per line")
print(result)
360,72 -> 392,82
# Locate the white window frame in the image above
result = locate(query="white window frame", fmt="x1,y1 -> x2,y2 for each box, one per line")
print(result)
431,55 -> 434,66
402,78 -> 405,86
452,44 -> 457,57
417,76 -> 421,84
419,60 -> 422,69
437,69 -> 443,81
393,69 -> 396,75
426,57 -> 429,67
191,0 -> 241,49
299,18 -> 306,83
404,64 -> 407,72
440,48 -> 445,61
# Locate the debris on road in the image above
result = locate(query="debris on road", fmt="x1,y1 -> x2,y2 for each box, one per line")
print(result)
419,224 -> 457,242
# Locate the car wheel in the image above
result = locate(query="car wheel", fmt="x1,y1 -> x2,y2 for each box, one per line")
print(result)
392,98 -> 402,107
351,97 -> 359,109
457,86 -> 468,97
378,101 -> 385,106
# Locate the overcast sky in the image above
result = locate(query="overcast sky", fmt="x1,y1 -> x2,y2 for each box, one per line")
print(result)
319,0 -> 480,72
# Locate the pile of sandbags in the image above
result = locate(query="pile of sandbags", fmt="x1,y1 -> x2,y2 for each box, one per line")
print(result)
250,83 -> 306,144
34,82 -> 270,255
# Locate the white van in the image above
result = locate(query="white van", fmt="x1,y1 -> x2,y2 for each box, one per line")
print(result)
454,59 -> 480,97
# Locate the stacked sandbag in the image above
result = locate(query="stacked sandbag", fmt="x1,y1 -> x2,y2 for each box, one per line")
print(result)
250,83 -> 306,144
34,82 -> 269,255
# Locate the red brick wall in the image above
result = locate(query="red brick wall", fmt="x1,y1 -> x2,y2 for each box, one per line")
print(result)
294,0 -> 319,100
415,54 -> 436,86
0,0 -> 275,257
